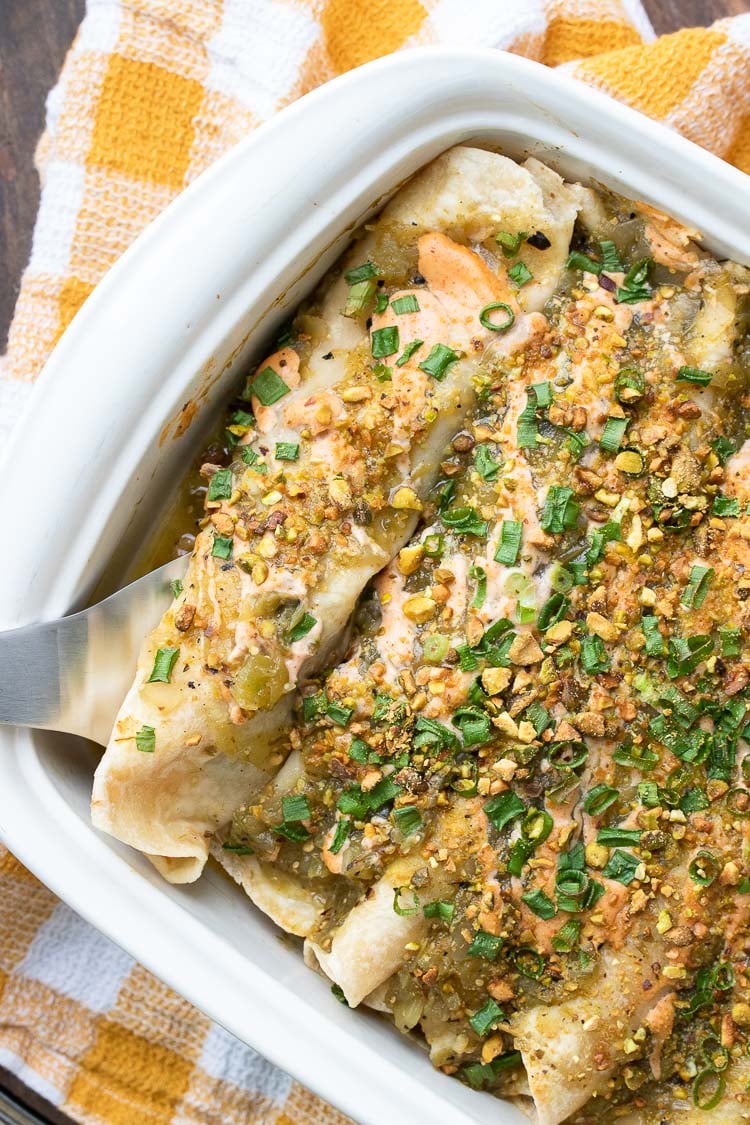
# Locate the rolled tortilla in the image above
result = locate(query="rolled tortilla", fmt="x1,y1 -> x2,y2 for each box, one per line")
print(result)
510,946 -> 674,1125
304,854 -> 427,1009
92,146 -> 579,881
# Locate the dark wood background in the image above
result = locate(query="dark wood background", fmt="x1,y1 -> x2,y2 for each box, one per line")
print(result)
0,0 -> 748,355
0,0 -> 747,1120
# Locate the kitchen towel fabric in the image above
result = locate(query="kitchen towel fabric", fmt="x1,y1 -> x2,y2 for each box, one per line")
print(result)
2,1 -> 750,1123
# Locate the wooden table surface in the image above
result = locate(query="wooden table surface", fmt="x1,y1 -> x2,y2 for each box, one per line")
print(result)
0,0 -> 747,1121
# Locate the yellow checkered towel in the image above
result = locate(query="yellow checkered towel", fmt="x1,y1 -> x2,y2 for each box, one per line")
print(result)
2,2 -> 750,1122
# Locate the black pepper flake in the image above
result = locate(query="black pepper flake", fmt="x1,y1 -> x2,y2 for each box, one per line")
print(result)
526,231 -> 551,250
600,274 -> 616,293
413,273 -> 426,285
322,351 -> 333,360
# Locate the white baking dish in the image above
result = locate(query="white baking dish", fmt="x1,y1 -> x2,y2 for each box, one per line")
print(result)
2,46 -> 750,1125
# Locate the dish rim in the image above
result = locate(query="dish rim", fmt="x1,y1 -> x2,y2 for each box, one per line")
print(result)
2,45 -> 750,1125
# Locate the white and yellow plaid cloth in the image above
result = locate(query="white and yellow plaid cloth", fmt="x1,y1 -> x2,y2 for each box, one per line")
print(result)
3,2 -> 750,1122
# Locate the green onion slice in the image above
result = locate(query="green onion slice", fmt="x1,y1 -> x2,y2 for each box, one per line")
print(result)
148,646 -> 179,683
135,724 -> 156,753
681,564 -> 714,609
275,442 -> 300,462
509,262 -> 533,288
391,295 -> 420,315
249,367 -> 290,406
677,366 -> 713,386
418,343 -> 459,381
479,302 -> 515,332
371,326 -> 399,358
207,468 -> 232,501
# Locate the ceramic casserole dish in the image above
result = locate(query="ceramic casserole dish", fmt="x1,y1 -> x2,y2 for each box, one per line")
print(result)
2,46 -> 750,1125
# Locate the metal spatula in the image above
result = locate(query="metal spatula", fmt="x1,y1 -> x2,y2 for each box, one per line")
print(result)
0,558 -> 187,746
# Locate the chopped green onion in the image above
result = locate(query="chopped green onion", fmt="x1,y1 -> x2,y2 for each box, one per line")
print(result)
639,781 -> 660,807
597,827 -> 642,846
719,626 -> 742,657
509,262 -> 533,288
581,633 -> 610,675
148,646 -> 179,683
602,849 -> 641,884
343,278 -> 377,317
170,579 -> 183,599
371,326 -> 399,358
345,262 -> 377,285
221,842 -> 253,855
484,791 -> 524,832
512,947 -> 545,979
495,230 -> 527,257
468,930 -> 503,959
469,998 -> 505,1037
392,805 -> 423,837
423,900 -> 455,922
524,701 -> 553,736
326,700 -> 354,727
470,565 -> 487,610
391,295 -> 420,315
641,615 -> 665,656
583,784 -> 618,816
712,494 -> 740,517
422,634 -> 449,664
712,436 -> 736,465
479,302 -> 515,332
453,706 -> 492,747
249,367 -> 290,406
287,613 -> 317,643
373,363 -> 392,382
418,343 -> 459,381
396,339 -> 423,366
537,593 -> 570,631
135,724 -> 156,753
613,743 -> 660,771
616,258 -> 652,304
667,634 -> 713,678
275,442 -> 300,462
551,919 -> 581,953
207,468 -> 232,501
474,444 -> 501,480
692,1070 -> 725,1111
599,416 -> 628,453
566,251 -> 601,274
689,849 -> 720,886
367,776 -> 403,809
676,366 -> 713,386
282,794 -> 310,822
441,506 -> 488,537
212,535 -> 233,559
614,367 -> 645,404
302,693 -> 326,722
540,486 -> 579,534
599,240 -> 623,272
681,564 -> 714,609
495,520 -> 523,566
392,886 -> 419,916
422,533 -> 444,558
241,448 -> 266,471
329,818 -> 351,855
521,888 -> 557,919
548,740 -> 588,770
374,291 -> 389,314
532,381 -> 553,408
522,808 -> 553,844
517,386 -> 539,449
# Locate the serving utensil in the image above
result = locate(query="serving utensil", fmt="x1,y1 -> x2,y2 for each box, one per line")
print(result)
0,558 -> 187,745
